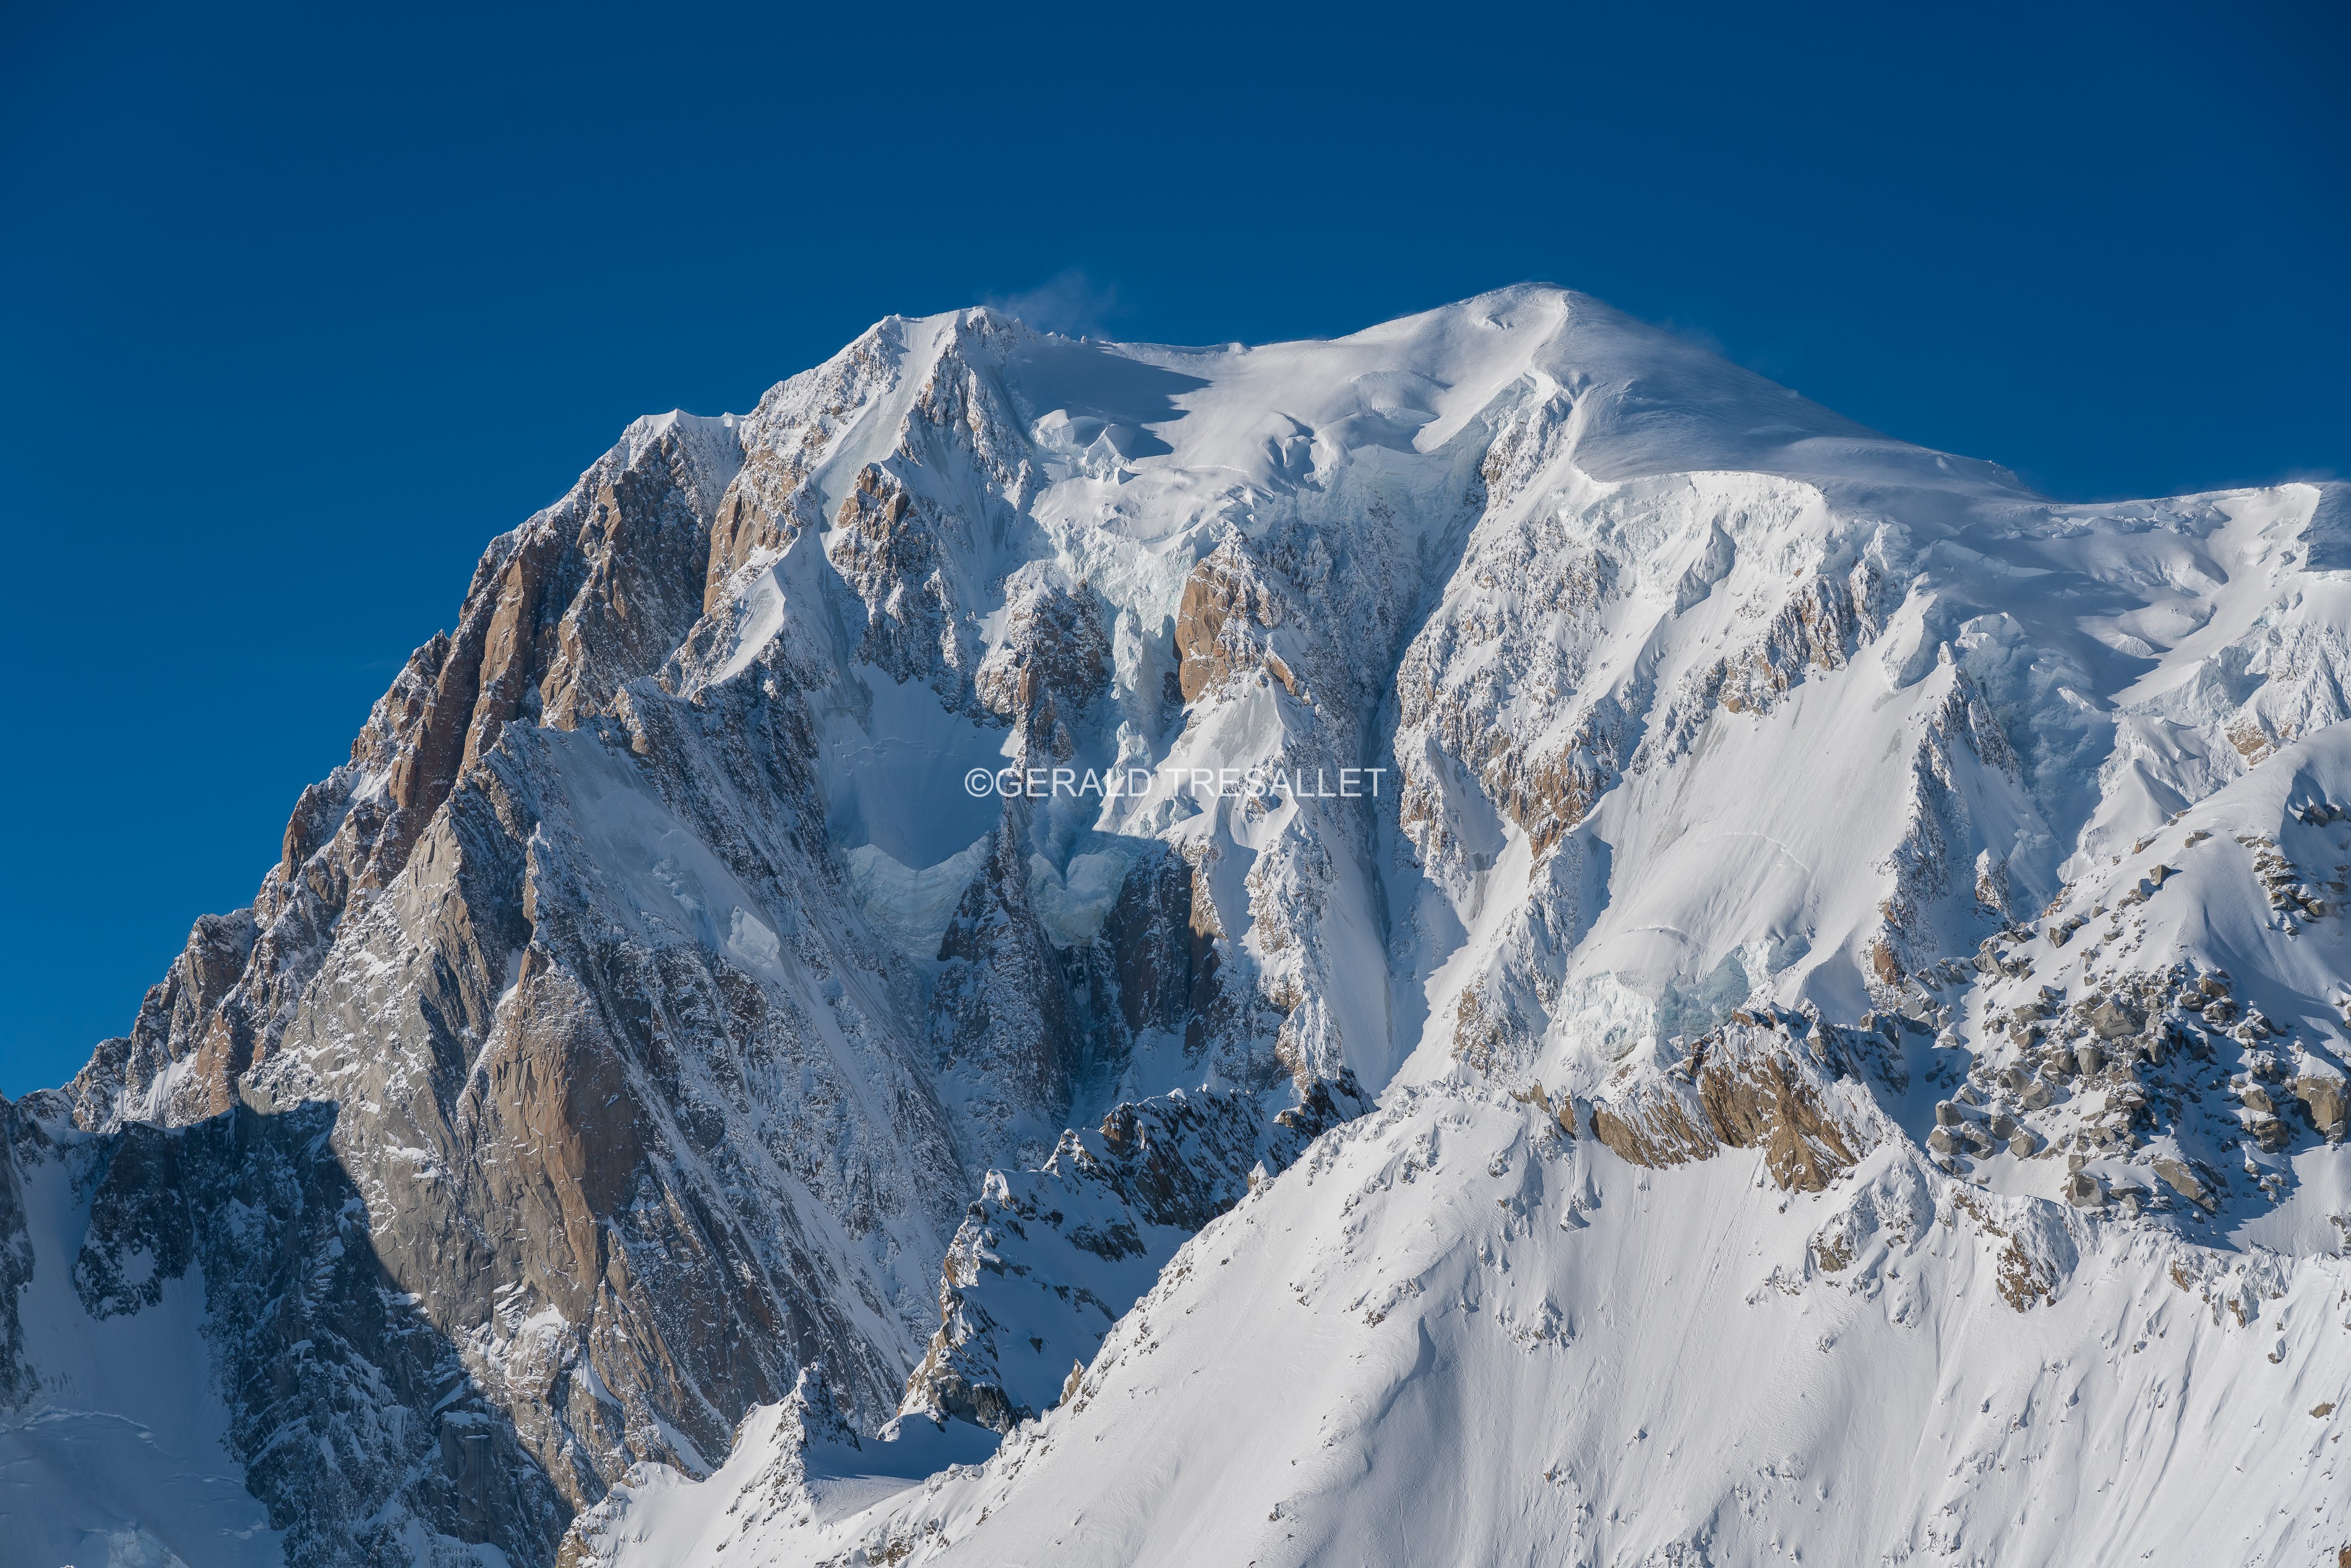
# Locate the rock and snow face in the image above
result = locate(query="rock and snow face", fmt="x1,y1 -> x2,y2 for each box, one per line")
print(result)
642,1088 -> 2351,1567
5,286 -> 2350,1566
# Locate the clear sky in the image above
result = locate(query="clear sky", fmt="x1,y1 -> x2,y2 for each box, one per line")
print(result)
2,0 -> 2345,1097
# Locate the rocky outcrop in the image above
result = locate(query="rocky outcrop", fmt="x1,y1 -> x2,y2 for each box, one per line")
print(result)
1100,844 -> 1226,1050
1172,542 -> 1292,705
1644,557 -> 1895,749
68,412 -> 745,1133
1587,1019 -> 1875,1191
973,573 -> 1107,764
1862,664 -> 2032,995
44,413 -> 984,1550
927,814 -> 1099,1170
2292,1068 -> 2348,1138
0,1100 -> 37,1409
897,1089 -> 1275,1433
2152,1154 -> 2215,1209
703,325 -> 903,609
1391,499 -> 1626,882
828,464 -> 979,706
51,1098 -> 568,1564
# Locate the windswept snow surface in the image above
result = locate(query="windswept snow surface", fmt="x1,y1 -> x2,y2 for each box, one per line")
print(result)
633,1095 -> 2351,1566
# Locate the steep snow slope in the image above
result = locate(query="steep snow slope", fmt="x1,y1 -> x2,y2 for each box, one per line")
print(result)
9,286 -> 2349,1566
613,1089 -> 2350,1567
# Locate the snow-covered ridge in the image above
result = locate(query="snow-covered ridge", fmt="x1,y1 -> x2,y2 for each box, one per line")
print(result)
7,285 -> 2349,1566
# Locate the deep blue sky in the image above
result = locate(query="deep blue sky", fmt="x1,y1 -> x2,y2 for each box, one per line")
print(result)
2,0 -> 2345,1096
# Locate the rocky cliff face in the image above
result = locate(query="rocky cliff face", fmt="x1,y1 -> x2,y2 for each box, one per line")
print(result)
9,288 -> 2351,1567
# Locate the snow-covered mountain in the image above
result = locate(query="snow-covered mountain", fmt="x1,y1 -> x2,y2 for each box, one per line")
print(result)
6,286 -> 2348,1567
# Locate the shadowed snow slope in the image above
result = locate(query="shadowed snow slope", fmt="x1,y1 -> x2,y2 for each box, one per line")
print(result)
8,287 -> 2350,1567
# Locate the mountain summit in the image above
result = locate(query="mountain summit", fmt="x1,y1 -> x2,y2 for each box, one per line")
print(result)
7,287 -> 2349,1566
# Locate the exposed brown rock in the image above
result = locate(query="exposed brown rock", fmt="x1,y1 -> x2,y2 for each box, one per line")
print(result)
1508,1081 -> 1576,1138
1173,544 -> 1284,704
2293,1073 -> 2349,1138
1102,846 -> 1226,1045
2091,998 -> 2141,1040
2152,1155 -> 2216,1210
973,576 -> 1107,763
69,414 -> 740,1133
1588,1026 -> 1863,1192
1391,539 -> 1628,867
1946,1189 -> 2057,1311
702,329 -> 896,610
828,465 -> 978,702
